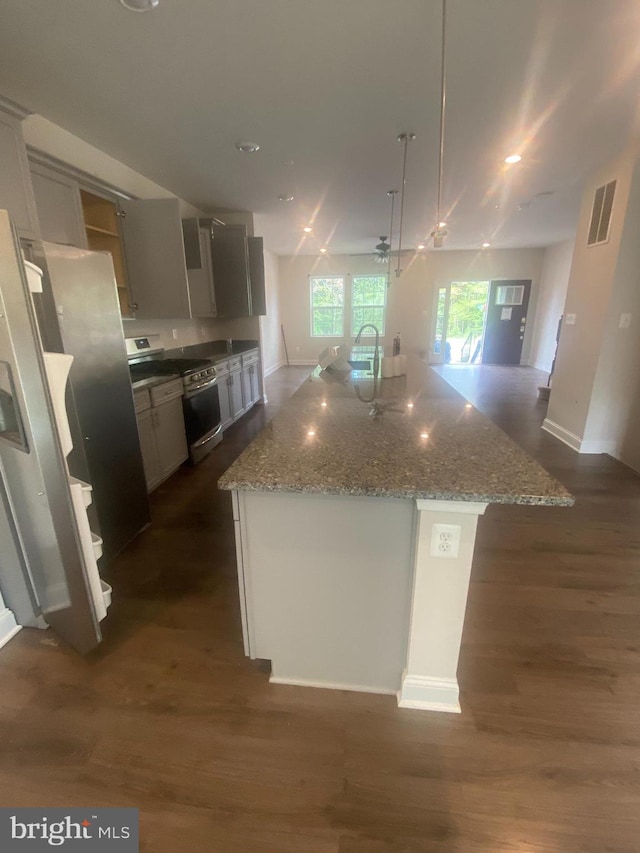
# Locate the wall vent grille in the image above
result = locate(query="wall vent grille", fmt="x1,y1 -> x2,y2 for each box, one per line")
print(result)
587,179 -> 616,246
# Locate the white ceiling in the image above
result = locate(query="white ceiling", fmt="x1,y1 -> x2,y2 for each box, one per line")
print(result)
1,0 -> 640,255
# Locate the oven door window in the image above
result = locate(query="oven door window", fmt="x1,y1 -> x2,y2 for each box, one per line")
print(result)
183,385 -> 221,443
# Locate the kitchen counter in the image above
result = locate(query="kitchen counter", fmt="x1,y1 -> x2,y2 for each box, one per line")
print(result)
131,373 -> 180,391
219,355 -> 574,713
219,357 -> 572,506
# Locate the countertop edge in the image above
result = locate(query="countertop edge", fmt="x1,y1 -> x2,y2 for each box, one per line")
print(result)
217,478 -> 575,507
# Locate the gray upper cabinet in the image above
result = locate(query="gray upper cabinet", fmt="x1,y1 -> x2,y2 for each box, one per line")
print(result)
0,102 -> 40,241
119,198 -> 191,320
30,162 -> 86,248
182,219 -> 216,317
248,236 -> 266,316
210,224 -> 252,318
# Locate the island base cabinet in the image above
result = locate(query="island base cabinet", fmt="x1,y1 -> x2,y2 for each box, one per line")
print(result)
232,490 -> 415,694
232,490 -> 489,712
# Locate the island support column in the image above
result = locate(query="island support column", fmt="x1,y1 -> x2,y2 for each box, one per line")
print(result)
398,499 -> 488,713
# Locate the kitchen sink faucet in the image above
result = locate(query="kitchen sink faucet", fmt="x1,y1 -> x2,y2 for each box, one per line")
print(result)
354,324 -> 380,377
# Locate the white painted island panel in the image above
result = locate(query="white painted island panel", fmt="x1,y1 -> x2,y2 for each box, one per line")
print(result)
236,489 -> 415,694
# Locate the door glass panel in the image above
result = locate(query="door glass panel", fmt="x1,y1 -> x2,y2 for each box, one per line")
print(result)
433,286 -> 447,357
0,361 -> 28,451
495,285 -> 524,305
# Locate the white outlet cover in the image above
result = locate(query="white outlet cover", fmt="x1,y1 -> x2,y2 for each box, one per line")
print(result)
565,313 -> 577,326
430,523 -> 461,559
619,313 -> 632,329
172,328 -> 178,340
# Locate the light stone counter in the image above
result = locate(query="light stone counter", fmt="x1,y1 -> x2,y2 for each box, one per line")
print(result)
218,356 -> 574,713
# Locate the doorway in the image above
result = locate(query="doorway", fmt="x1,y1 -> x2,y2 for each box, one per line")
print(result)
429,281 -> 490,365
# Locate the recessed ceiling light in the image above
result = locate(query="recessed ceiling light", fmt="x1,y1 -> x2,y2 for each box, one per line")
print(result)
420,432 -> 429,440
417,244 -> 425,250
278,194 -> 294,202
517,202 -> 531,211
320,247 -> 327,254
504,153 -> 522,164
482,242 -> 491,248
235,141 -> 260,153
303,226 -> 313,233
438,221 -> 447,228
120,0 -> 159,10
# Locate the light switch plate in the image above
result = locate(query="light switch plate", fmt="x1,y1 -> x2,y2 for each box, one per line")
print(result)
565,313 -> 577,326
619,313 -> 632,329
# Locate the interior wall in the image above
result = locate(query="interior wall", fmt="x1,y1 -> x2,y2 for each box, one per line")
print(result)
278,248 -> 544,364
122,316 -> 260,351
582,155 -> 640,467
546,142 -> 638,447
528,240 -> 574,373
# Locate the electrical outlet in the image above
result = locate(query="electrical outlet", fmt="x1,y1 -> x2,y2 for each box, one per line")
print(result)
565,313 -> 577,326
430,523 -> 461,558
619,313 -> 632,329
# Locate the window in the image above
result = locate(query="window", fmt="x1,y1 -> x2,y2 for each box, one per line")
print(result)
310,276 -> 344,336
351,275 -> 387,335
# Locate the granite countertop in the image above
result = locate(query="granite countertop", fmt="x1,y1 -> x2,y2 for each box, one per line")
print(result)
218,357 -> 574,507
131,373 -> 180,391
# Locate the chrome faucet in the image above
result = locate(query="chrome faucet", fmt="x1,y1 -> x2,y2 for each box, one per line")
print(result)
354,324 -> 380,377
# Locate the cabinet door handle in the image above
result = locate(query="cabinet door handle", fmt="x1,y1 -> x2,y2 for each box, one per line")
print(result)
132,302 -> 139,311
115,209 -> 127,219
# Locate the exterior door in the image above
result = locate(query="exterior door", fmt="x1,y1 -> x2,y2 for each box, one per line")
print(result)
482,280 -> 531,365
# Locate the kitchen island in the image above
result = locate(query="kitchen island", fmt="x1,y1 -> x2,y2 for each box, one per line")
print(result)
218,357 -> 573,712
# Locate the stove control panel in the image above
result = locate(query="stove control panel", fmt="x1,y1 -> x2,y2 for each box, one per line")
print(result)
187,366 -> 217,383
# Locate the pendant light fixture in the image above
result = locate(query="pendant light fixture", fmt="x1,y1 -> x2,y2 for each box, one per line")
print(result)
395,132 -> 415,277
431,0 -> 448,249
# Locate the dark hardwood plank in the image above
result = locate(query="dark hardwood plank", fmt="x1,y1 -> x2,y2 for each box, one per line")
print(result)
1,362 -> 640,852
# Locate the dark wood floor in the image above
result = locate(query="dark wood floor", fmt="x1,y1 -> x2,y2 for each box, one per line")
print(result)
1,363 -> 640,852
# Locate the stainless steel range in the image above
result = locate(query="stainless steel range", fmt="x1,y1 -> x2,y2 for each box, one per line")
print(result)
126,336 -> 223,463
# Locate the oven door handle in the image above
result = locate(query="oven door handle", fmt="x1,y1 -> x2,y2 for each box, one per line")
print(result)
185,377 -> 218,396
193,424 -> 222,448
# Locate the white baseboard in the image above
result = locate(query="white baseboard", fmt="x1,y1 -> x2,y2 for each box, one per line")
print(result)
542,418 -> 582,452
263,360 -> 285,378
579,438 -> 617,454
397,673 -> 461,713
288,360 -> 317,366
270,674 -> 397,696
530,359 -> 552,373
542,418 -> 615,454
0,608 -> 21,651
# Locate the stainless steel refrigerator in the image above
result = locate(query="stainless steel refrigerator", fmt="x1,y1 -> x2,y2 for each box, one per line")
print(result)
0,210 -> 149,654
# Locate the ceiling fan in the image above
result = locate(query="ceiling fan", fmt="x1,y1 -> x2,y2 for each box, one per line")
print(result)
373,236 -> 392,263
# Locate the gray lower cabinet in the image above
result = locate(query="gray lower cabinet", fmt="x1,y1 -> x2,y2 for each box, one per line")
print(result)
136,408 -> 162,492
229,368 -> 244,420
154,396 -> 188,480
241,351 -> 261,411
134,381 -> 188,492
217,368 -> 233,430
0,101 -> 40,241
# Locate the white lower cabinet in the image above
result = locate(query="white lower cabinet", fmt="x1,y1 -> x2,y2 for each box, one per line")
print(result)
134,380 -> 188,492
